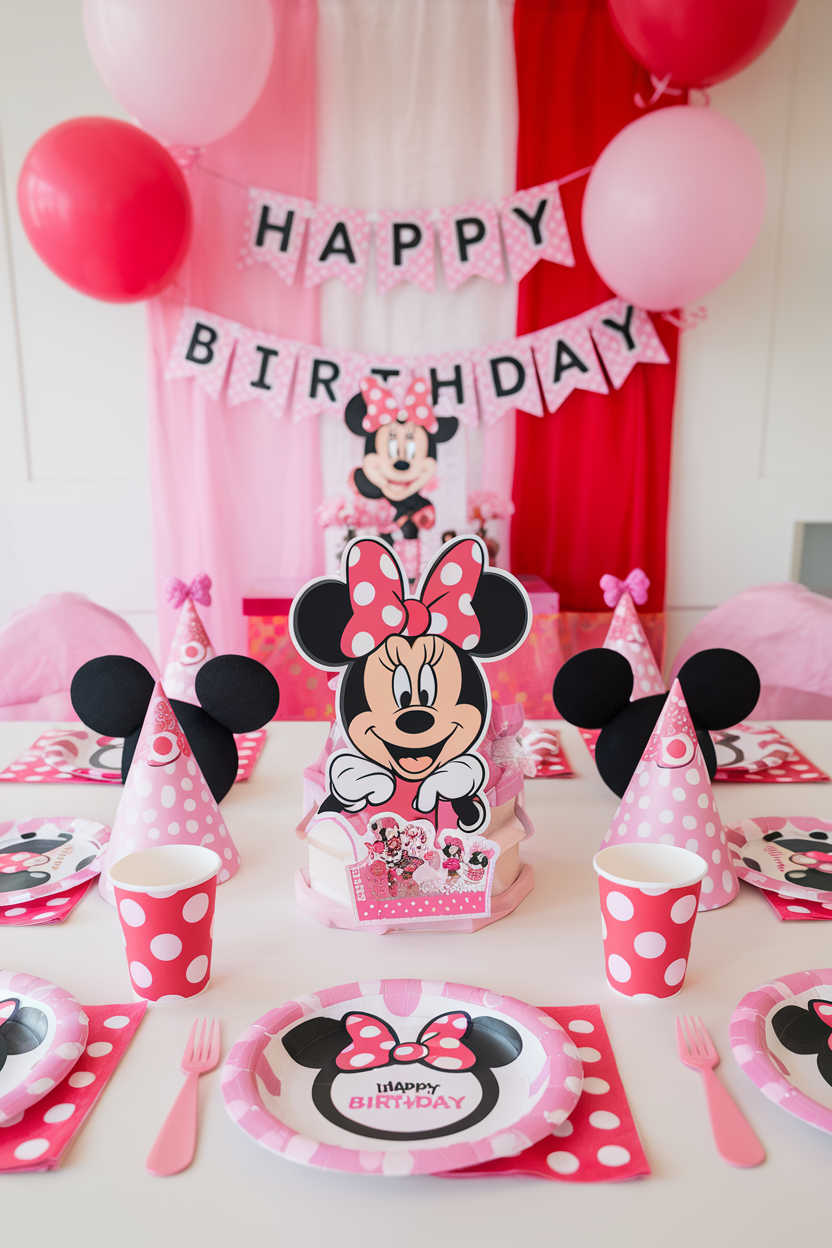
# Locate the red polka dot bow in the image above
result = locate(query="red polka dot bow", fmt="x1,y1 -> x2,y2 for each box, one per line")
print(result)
335,1011 -> 477,1072
341,538 -> 483,659
359,376 -> 438,434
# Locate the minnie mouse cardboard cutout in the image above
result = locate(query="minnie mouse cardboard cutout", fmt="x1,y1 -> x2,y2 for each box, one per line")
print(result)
290,535 -> 531,927
345,377 -> 460,578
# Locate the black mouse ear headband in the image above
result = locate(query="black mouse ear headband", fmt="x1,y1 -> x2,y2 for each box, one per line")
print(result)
70,654 -> 279,802
553,647 -> 760,797
290,535 -> 531,670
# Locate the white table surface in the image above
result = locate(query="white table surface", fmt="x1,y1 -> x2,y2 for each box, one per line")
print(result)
3,719 -> 832,1246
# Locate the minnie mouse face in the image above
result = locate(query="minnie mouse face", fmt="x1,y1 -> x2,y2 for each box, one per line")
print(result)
345,378 -> 459,518
754,829 -> 832,892
553,647 -> 760,797
347,634 -> 484,785
0,832 -> 77,894
70,654 -> 279,804
290,536 -> 530,832
280,1009 -> 523,1143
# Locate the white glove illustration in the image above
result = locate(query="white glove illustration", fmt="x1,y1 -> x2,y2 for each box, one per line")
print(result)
415,753 -> 487,819
327,752 -> 396,813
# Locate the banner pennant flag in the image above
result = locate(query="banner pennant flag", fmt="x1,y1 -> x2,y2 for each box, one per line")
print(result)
588,298 -> 671,390
412,353 -> 479,428
304,205 -> 372,294
532,316 -> 609,413
437,201 -> 505,292
226,330 -> 299,418
375,210 -> 436,295
293,344 -> 359,423
474,339 -> 544,425
164,307 -> 240,401
240,188 -> 313,285
499,181 -> 575,282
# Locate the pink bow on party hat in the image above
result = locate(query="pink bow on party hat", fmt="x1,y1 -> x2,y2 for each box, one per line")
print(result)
335,1012 -> 476,1072
359,376 -> 438,434
599,568 -> 650,609
164,574 -> 212,610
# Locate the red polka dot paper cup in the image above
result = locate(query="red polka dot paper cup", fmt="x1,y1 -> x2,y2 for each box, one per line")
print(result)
108,846 -> 221,1004
593,844 -> 708,1000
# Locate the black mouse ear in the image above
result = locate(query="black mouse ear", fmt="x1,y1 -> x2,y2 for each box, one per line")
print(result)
677,648 -> 760,730
594,693 -> 666,796
467,1017 -> 523,1067
2,1005 -> 48,1054
290,578 -> 354,669
433,415 -> 459,444
194,656 -> 279,733
553,649 -> 634,728
470,571 -> 530,659
70,656 -> 155,739
345,392 -> 368,437
771,1004 -> 829,1054
170,700 -> 238,804
282,1016 -> 347,1068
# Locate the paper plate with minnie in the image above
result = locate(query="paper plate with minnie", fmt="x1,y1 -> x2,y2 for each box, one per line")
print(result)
731,968 -> 832,1136
221,978 -> 582,1176
726,816 -> 832,901
0,817 -> 111,906
0,971 -> 88,1122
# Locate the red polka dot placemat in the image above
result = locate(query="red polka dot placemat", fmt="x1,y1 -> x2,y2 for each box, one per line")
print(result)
0,728 -> 267,785
440,1005 -> 650,1182
0,877 -> 94,926
0,1002 -> 146,1171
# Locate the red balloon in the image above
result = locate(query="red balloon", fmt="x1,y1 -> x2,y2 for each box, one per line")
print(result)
607,0 -> 799,87
18,117 -> 192,302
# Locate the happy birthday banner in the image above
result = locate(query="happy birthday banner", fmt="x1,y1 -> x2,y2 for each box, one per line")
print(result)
237,179 -> 577,293
164,297 -> 670,426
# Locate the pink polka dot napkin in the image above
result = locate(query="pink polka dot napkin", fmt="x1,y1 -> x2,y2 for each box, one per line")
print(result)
0,877 -> 93,926
0,1003 -> 146,1171
441,1005 -> 650,1182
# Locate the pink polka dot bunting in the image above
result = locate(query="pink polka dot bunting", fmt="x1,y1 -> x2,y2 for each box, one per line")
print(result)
99,682 -> 240,906
163,598 -> 215,706
587,299 -> 670,391
437,201 -> 505,293
304,205 -> 371,294
605,679 -> 738,911
499,181 -> 575,282
603,592 -> 665,699
375,210 -> 436,295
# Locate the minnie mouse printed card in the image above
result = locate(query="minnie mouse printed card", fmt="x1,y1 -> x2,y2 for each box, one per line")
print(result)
290,535 -> 531,927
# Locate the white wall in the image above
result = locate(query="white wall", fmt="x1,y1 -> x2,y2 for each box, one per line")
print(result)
0,0 -> 828,671
666,0 -> 832,662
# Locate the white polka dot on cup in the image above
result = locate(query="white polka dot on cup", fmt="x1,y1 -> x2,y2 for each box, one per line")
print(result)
633,931 -> 666,959
183,892 -> 210,923
186,954 -> 209,983
605,891 -> 634,921
150,933 -> 182,961
130,961 -> 153,988
608,954 -> 632,983
670,894 -> 697,924
119,899 -> 146,928
664,958 -> 687,986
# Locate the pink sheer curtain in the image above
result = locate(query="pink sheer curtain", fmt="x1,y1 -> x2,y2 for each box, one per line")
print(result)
147,0 -> 322,663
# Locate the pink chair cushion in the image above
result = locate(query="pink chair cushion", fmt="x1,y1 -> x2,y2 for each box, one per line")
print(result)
0,593 -> 159,721
671,582 -> 832,720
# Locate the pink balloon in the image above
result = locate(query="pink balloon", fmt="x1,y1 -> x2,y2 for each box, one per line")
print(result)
83,0 -> 274,148
607,0 -> 798,88
581,107 -> 766,311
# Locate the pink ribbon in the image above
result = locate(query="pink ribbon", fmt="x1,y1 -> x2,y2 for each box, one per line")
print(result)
164,574 -> 212,610
599,568 -> 650,609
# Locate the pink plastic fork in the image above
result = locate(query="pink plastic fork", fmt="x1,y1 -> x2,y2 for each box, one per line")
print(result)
147,1019 -> 220,1176
675,1015 -> 765,1168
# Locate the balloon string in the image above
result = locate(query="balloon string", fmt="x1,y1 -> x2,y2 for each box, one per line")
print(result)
195,163 -> 594,199
634,73 -> 684,110
661,306 -> 708,331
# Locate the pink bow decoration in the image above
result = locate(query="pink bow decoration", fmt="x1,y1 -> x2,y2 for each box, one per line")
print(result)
164,574 -> 212,610
341,538 -> 483,659
359,376 -> 438,435
599,568 -> 650,609
335,1011 -> 476,1072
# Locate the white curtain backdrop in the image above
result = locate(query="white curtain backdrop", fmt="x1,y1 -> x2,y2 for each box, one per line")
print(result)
316,0 -> 519,571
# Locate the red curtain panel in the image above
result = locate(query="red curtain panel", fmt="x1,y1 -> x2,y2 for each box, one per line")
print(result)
511,0 -> 680,612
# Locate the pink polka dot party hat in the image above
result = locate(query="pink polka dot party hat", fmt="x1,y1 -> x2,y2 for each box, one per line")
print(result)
162,574 -> 215,706
602,678 -> 738,910
98,679 -> 239,904
600,569 -> 665,700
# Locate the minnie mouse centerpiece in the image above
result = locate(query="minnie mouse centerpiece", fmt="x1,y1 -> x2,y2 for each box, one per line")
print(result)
291,535 -> 534,932
345,377 -> 460,581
